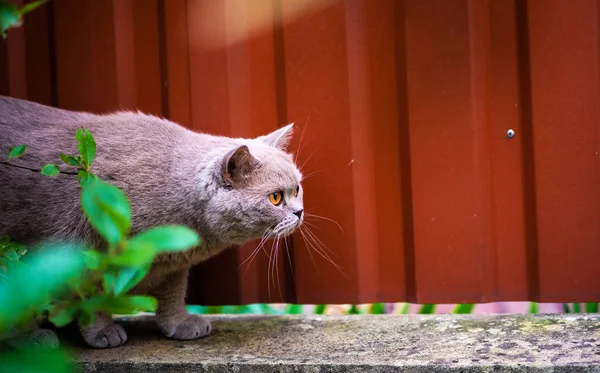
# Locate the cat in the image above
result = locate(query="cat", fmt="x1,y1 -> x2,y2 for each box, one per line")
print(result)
0,95 -> 304,349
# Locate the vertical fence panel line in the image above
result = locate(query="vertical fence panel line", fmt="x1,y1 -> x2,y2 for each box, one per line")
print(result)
468,0 -> 498,301
47,0 -> 59,107
394,0 -> 417,303
156,0 -> 170,119
271,0 -> 298,304
514,0 -> 540,302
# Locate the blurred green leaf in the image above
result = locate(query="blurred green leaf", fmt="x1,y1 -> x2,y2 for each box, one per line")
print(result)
83,294 -> 157,315
8,144 -> 26,159
314,304 -> 327,314
49,301 -> 79,327
77,170 -> 99,189
41,164 -> 60,176
453,304 -> 475,314
3,249 -> 18,261
573,303 -> 581,313
0,348 -> 73,373
0,246 -> 84,333
563,303 -> 571,313
0,2 -> 21,39
102,272 -> 116,294
418,304 -> 436,314
60,153 -> 81,167
81,250 -> 103,271
284,304 -> 303,314
19,0 -> 49,16
124,225 -> 200,253
368,303 -> 386,314
81,180 -> 131,246
585,303 -> 599,313
76,128 -> 96,170
111,246 -> 155,268
112,266 -> 149,296
529,302 -> 539,314
347,304 -> 361,314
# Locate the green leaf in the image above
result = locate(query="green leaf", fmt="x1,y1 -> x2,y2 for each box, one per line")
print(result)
2,249 -> 18,261
314,304 -> 327,314
49,302 -> 79,327
19,0 -> 49,16
76,128 -> 96,170
60,153 -> 81,167
563,303 -> 571,313
585,303 -> 599,313
0,348 -> 73,373
368,303 -> 386,314
81,250 -> 103,270
418,304 -> 436,314
0,2 -> 22,39
83,295 -> 157,315
112,266 -> 150,296
573,303 -> 582,313
8,144 -> 26,160
111,246 -> 155,268
77,169 -> 99,189
0,245 -> 84,333
347,304 -> 361,314
399,303 -> 410,314
41,164 -> 60,176
529,302 -> 539,314
284,304 -> 303,314
81,180 -> 131,246
102,272 -> 116,294
453,304 -> 475,314
124,225 -> 200,253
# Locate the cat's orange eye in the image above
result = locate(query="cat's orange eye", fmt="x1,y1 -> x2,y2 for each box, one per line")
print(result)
269,191 -> 283,206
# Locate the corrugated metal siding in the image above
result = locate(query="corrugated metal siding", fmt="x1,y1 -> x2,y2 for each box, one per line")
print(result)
2,0 -> 599,304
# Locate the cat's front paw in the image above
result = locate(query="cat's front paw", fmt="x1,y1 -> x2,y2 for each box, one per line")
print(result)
81,323 -> 127,349
6,328 -> 60,350
157,314 -> 212,340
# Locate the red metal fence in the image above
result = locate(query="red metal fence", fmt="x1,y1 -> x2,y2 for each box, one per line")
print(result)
2,0 -> 599,305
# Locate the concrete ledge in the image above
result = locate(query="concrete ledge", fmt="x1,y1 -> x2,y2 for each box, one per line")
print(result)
72,314 -> 600,372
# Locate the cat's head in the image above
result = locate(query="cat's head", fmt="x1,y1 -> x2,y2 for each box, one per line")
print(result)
206,124 -> 304,245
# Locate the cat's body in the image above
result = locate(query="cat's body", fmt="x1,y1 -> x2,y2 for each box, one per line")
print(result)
0,96 -> 304,348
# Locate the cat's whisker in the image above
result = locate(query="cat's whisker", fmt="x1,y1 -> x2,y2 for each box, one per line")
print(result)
305,212 -> 344,233
299,147 -> 318,174
300,169 -> 324,182
240,229 -> 272,280
303,220 -> 322,232
302,224 -> 339,258
294,115 -> 310,162
275,234 -> 283,301
302,226 -> 347,278
299,227 -> 319,272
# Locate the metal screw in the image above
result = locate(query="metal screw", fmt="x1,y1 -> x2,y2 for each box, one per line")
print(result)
506,129 -> 515,138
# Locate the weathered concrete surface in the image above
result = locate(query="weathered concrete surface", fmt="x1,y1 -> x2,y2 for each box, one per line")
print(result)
70,314 -> 600,372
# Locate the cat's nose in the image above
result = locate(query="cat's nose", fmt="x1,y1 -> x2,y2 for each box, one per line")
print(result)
293,209 -> 304,219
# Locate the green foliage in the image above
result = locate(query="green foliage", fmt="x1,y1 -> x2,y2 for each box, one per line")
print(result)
417,304 -> 436,314
7,144 -> 26,159
452,304 -> 475,314
585,303 -> 598,313
368,303 -> 385,314
0,348 -> 73,373
2,127 -> 201,371
0,0 -> 48,39
314,304 -> 327,314
284,304 -> 303,314
529,302 -> 539,314
41,164 -> 60,176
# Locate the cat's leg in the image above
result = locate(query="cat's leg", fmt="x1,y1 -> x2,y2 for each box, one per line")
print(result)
153,268 -> 212,340
79,312 -> 127,348
4,327 -> 60,350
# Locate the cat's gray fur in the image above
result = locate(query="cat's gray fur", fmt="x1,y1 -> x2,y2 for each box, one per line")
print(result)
0,96 -> 304,349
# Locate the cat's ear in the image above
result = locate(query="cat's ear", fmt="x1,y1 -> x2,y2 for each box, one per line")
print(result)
257,123 -> 294,151
221,145 -> 259,186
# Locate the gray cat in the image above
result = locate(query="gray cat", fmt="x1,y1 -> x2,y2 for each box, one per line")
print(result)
0,96 -> 304,349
